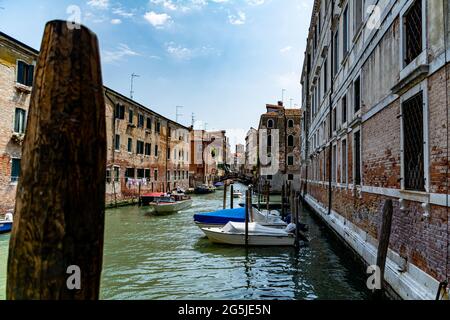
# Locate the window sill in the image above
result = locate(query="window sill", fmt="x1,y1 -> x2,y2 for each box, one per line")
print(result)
399,190 -> 430,204
15,83 -> 32,93
392,51 -> 428,94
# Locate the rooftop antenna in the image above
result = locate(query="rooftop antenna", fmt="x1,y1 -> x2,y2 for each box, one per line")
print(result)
281,89 -> 286,105
191,113 -> 195,127
176,106 -> 184,123
204,122 -> 208,131
130,73 -> 140,100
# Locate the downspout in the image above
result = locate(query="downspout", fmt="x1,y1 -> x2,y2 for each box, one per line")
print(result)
328,0 -> 335,216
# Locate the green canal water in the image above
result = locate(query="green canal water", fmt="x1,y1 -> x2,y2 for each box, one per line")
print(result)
0,183 -> 371,300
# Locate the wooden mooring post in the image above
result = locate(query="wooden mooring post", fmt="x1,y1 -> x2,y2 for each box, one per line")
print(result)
223,182 -> 228,210
230,183 -> 234,209
294,192 -> 300,248
265,181 -> 270,212
245,190 -> 250,247
281,183 -> 286,219
7,20 -> 106,300
374,199 -> 394,299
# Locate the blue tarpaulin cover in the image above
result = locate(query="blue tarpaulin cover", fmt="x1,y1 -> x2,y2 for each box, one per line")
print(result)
194,207 -> 246,225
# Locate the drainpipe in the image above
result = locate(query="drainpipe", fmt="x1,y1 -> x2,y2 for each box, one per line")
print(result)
328,0 -> 335,216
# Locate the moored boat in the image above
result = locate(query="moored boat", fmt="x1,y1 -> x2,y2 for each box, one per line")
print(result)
194,184 -> 216,194
0,211 -> 13,234
151,194 -> 193,215
194,207 -> 287,229
233,190 -> 243,198
201,222 -> 295,246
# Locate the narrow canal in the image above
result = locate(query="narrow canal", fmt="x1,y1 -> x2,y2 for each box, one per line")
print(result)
0,183 -> 371,300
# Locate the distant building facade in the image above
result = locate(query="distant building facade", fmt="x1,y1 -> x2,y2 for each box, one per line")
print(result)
257,102 -> 302,193
244,128 -> 258,181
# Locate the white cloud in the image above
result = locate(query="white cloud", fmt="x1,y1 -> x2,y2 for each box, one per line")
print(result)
102,44 -> 140,64
112,7 -> 135,18
280,46 -> 292,54
165,42 -> 221,60
144,11 -> 172,27
246,0 -> 265,6
111,18 -> 122,24
87,0 -> 109,10
228,10 -> 246,25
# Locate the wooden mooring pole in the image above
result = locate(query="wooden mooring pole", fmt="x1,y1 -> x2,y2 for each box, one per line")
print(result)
281,183 -> 286,219
266,182 -> 270,212
223,182 -> 228,210
374,199 -> 394,299
245,190 -> 250,247
7,20 -> 106,300
294,192 -> 300,248
230,183 -> 234,209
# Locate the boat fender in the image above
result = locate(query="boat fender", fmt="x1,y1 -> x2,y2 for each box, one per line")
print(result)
285,223 -> 296,234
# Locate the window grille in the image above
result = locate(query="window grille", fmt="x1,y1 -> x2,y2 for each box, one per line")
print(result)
403,92 -> 425,191
404,0 -> 423,66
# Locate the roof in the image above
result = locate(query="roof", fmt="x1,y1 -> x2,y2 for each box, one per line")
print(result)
0,31 -> 39,55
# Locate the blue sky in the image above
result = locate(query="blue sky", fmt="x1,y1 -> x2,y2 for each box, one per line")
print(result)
0,0 -> 313,146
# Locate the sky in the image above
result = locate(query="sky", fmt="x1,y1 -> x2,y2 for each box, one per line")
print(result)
0,0 -> 313,147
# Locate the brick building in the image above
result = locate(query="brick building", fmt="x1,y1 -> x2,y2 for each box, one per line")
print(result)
300,0 -> 450,299
0,31 -> 191,212
258,102 -> 302,192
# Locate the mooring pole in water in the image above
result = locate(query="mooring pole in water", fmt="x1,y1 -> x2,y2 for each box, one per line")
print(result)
249,186 -> 254,222
245,190 -> 250,247
230,183 -> 234,209
138,182 -> 142,207
294,192 -> 300,248
374,199 -> 393,300
257,183 -> 261,211
7,20 -> 106,300
223,181 -> 228,210
281,183 -> 286,220
266,182 -> 270,212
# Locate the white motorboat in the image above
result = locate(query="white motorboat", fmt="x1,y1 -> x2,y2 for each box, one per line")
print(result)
150,194 -> 193,215
201,222 -> 295,246
233,191 -> 243,198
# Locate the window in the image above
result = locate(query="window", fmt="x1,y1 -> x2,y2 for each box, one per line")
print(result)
341,139 -> 347,184
137,169 -> 145,179
288,155 -> 294,166
167,171 -> 171,181
288,174 -> 294,181
354,131 -> 361,186
114,167 -> 120,182
156,122 -> 161,133
267,175 -> 273,180
343,5 -> 349,56
403,0 -> 423,66
354,77 -> 361,113
127,138 -> 132,153
288,135 -> 294,147
128,109 -> 134,124
332,145 -> 337,183
114,135 -> 120,151
125,168 -> 135,181
136,140 -> 144,155
106,169 -> 114,184
17,61 -> 34,87
14,108 -> 26,133
168,127 -> 172,138
267,135 -> 272,147
11,158 -> 21,182
333,30 -> 339,76
155,145 -> 159,157
138,114 -> 145,128
267,119 -> 274,128
354,0 -> 364,32
402,92 -> 425,191
342,95 -> 347,124
332,107 -> 337,132
167,147 -> 171,160
288,119 -> 294,128
154,169 -> 158,181
115,104 -> 125,120
145,169 -> 151,180
145,143 -> 151,156
147,118 -> 152,130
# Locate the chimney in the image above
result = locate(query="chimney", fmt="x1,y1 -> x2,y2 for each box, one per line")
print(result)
278,101 -> 283,107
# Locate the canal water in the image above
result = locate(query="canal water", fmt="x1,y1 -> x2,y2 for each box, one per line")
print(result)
0,183 -> 371,300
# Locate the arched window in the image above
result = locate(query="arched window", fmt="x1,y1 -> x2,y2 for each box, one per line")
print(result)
267,134 -> 272,147
288,135 -> 294,147
267,119 -> 274,128
288,119 -> 294,128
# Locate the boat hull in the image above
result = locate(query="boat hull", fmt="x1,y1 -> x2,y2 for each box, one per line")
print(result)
195,222 -> 287,230
202,228 -> 295,246
151,199 -> 193,215
0,221 -> 12,234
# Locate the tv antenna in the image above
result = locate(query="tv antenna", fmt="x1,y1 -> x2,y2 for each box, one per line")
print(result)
176,106 -> 184,123
130,73 -> 140,100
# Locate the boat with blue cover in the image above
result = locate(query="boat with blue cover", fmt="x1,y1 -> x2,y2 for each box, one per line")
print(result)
0,212 -> 13,234
194,207 -> 287,229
